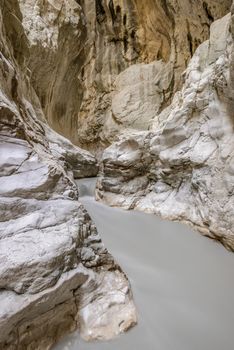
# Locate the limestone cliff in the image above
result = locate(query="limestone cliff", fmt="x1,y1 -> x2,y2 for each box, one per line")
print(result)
18,0 -> 231,151
0,1 -> 136,348
97,10 -> 234,250
1,0 -> 234,348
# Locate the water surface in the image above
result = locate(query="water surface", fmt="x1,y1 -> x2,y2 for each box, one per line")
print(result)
54,178 -> 234,350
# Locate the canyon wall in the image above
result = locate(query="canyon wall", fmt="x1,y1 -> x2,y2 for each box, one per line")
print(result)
18,0 -> 231,151
0,1 -> 136,348
97,9 -> 234,250
1,0 -> 234,348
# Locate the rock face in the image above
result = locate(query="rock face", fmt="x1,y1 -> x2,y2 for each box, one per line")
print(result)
97,10 -> 234,251
0,1 -> 136,348
1,0 -> 234,348
18,0 -> 231,150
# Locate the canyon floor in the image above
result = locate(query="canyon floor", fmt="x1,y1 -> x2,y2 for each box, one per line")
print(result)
54,178 -> 234,350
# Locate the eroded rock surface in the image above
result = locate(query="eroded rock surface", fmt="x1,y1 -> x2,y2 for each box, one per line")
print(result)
97,11 -> 234,250
0,1 -> 136,348
18,0 -> 231,150
1,0 -> 234,348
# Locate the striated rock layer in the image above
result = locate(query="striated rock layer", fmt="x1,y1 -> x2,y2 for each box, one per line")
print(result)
18,0 -> 231,150
0,1 -> 136,348
1,0 -> 234,348
97,9 -> 234,251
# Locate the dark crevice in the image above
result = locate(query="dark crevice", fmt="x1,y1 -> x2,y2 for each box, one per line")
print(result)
95,0 -> 106,24
123,30 -> 128,53
11,73 -> 18,100
160,0 -> 175,27
108,0 -> 116,23
109,37 -> 122,44
203,1 -> 214,22
116,5 -> 121,14
186,20 -> 193,57
130,29 -> 135,39
187,31 -> 193,57
123,14 -> 127,26
160,0 -> 171,19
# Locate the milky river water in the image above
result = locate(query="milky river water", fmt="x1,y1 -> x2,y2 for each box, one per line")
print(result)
54,178 -> 234,350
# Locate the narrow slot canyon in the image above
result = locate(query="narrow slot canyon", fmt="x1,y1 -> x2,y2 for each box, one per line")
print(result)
0,1 -> 234,349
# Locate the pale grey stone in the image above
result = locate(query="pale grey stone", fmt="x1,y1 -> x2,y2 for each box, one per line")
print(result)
0,2 -> 137,348
98,12 -> 234,251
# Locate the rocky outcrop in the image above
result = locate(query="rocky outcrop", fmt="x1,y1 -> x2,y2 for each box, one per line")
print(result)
17,0 -> 231,150
1,0 -> 234,347
97,11 -> 234,251
0,1 -> 136,348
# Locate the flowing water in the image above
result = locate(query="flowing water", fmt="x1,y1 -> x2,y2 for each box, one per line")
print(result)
54,178 -> 234,350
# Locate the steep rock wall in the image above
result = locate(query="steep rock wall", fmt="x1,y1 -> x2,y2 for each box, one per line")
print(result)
1,0 -> 234,347
18,0 -> 231,151
97,10 -> 234,251
0,1 -> 136,348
